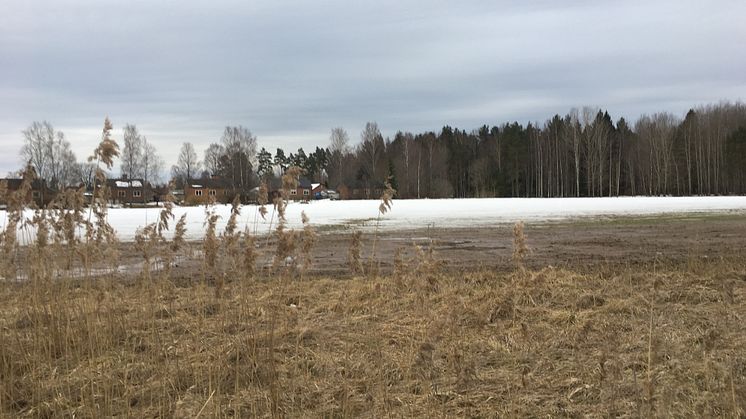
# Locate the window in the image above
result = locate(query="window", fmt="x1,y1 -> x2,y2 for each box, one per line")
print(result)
118,190 -> 126,198
133,190 -> 141,197
303,189 -> 309,196
209,189 -> 216,196
290,190 -> 297,195
32,191 -> 40,198
195,190 -> 203,196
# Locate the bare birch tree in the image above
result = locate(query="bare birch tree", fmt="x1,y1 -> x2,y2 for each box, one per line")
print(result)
21,121 -> 79,188
120,124 -> 144,179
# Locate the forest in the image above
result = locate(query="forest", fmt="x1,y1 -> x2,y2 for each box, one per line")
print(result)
14,101 -> 746,199
324,102 -> 746,198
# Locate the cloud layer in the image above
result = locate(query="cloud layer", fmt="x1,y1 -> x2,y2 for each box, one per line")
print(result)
1,0 -> 745,175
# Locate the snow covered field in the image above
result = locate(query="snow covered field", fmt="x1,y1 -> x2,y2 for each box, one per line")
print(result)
3,196 -> 746,242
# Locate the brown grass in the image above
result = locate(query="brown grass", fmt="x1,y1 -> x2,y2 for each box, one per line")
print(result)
512,220 -> 529,271
1,255 -> 744,417
348,230 -> 364,276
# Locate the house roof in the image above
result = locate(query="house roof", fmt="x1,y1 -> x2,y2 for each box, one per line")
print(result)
266,176 -> 312,191
298,177 -> 312,189
0,178 -> 54,191
107,178 -> 145,188
186,177 -> 230,189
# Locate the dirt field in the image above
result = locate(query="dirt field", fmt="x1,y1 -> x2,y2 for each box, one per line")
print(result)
137,212 -> 746,281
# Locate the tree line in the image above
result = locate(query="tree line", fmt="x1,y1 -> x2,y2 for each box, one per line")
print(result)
14,101 -> 746,198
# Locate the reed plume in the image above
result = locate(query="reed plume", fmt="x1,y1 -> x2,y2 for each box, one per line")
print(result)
299,211 -> 317,276
512,221 -> 529,271
348,230 -> 363,275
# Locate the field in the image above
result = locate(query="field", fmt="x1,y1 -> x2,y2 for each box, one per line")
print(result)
1,198 -> 746,417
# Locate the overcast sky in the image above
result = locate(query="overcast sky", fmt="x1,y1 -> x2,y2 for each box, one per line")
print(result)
1,0 -> 745,176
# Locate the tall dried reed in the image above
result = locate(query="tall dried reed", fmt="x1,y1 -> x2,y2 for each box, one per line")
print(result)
82,118 -> 120,279
223,195 -> 243,278
369,179 -> 396,275
348,230 -> 363,275
49,186 -> 86,270
271,166 -> 303,273
0,165 -> 35,280
203,205 -> 220,282
299,211 -> 317,277
512,221 -> 529,271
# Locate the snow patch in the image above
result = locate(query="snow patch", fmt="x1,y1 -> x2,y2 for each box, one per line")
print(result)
115,180 -> 143,188
2,196 -> 746,243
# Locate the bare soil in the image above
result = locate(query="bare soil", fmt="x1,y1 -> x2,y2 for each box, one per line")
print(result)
144,213 -> 746,281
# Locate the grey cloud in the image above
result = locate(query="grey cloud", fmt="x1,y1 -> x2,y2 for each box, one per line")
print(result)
1,0 -> 745,174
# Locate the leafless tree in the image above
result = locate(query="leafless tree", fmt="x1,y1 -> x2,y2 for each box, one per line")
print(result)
141,138 -> 164,184
21,121 -> 80,188
327,127 -> 350,187
219,126 -> 257,191
172,142 -> 201,184
203,143 -> 225,176
221,126 -> 257,166
120,124 -> 144,179
78,162 -> 97,188
566,109 -> 582,197
359,122 -> 385,182
21,121 -> 53,182
329,127 -> 350,155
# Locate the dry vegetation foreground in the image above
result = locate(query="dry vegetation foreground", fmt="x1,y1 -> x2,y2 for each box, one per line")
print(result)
1,249 -> 746,417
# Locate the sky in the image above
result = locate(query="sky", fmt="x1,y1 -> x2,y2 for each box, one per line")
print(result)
1,0 -> 745,176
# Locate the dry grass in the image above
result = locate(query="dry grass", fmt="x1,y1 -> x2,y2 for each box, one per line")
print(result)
512,220 -> 529,271
348,230 -> 364,276
1,254 -> 744,417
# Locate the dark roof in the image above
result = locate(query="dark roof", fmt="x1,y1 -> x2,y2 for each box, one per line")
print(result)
0,178 -> 54,191
298,177 -> 312,189
266,176 -> 312,191
186,177 -> 231,189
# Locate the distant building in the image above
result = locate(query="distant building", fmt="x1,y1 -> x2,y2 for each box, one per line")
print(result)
287,177 -> 313,201
337,180 -> 385,200
184,177 -> 231,205
267,176 -> 314,202
0,178 -> 57,208
311,183 -> 326,199
106,174 -> 153,205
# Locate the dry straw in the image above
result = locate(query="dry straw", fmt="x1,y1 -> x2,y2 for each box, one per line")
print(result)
82,118 -> 120,278
224,195 -> 243,278
348,230 -> 363,275
369,179 -> 396,275
203,205 -> 220,282
512,221 -> 529,271
1,165 -> 35,280
299,211 -> 317,276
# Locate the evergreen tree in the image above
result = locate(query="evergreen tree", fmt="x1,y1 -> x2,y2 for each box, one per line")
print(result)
257,147 -> 273,179
274,148 -> 289,172
387,159 -> 399,194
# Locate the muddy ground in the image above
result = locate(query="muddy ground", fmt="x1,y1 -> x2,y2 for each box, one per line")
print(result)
304,212 -> 746,275
107,212 -> 746,281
